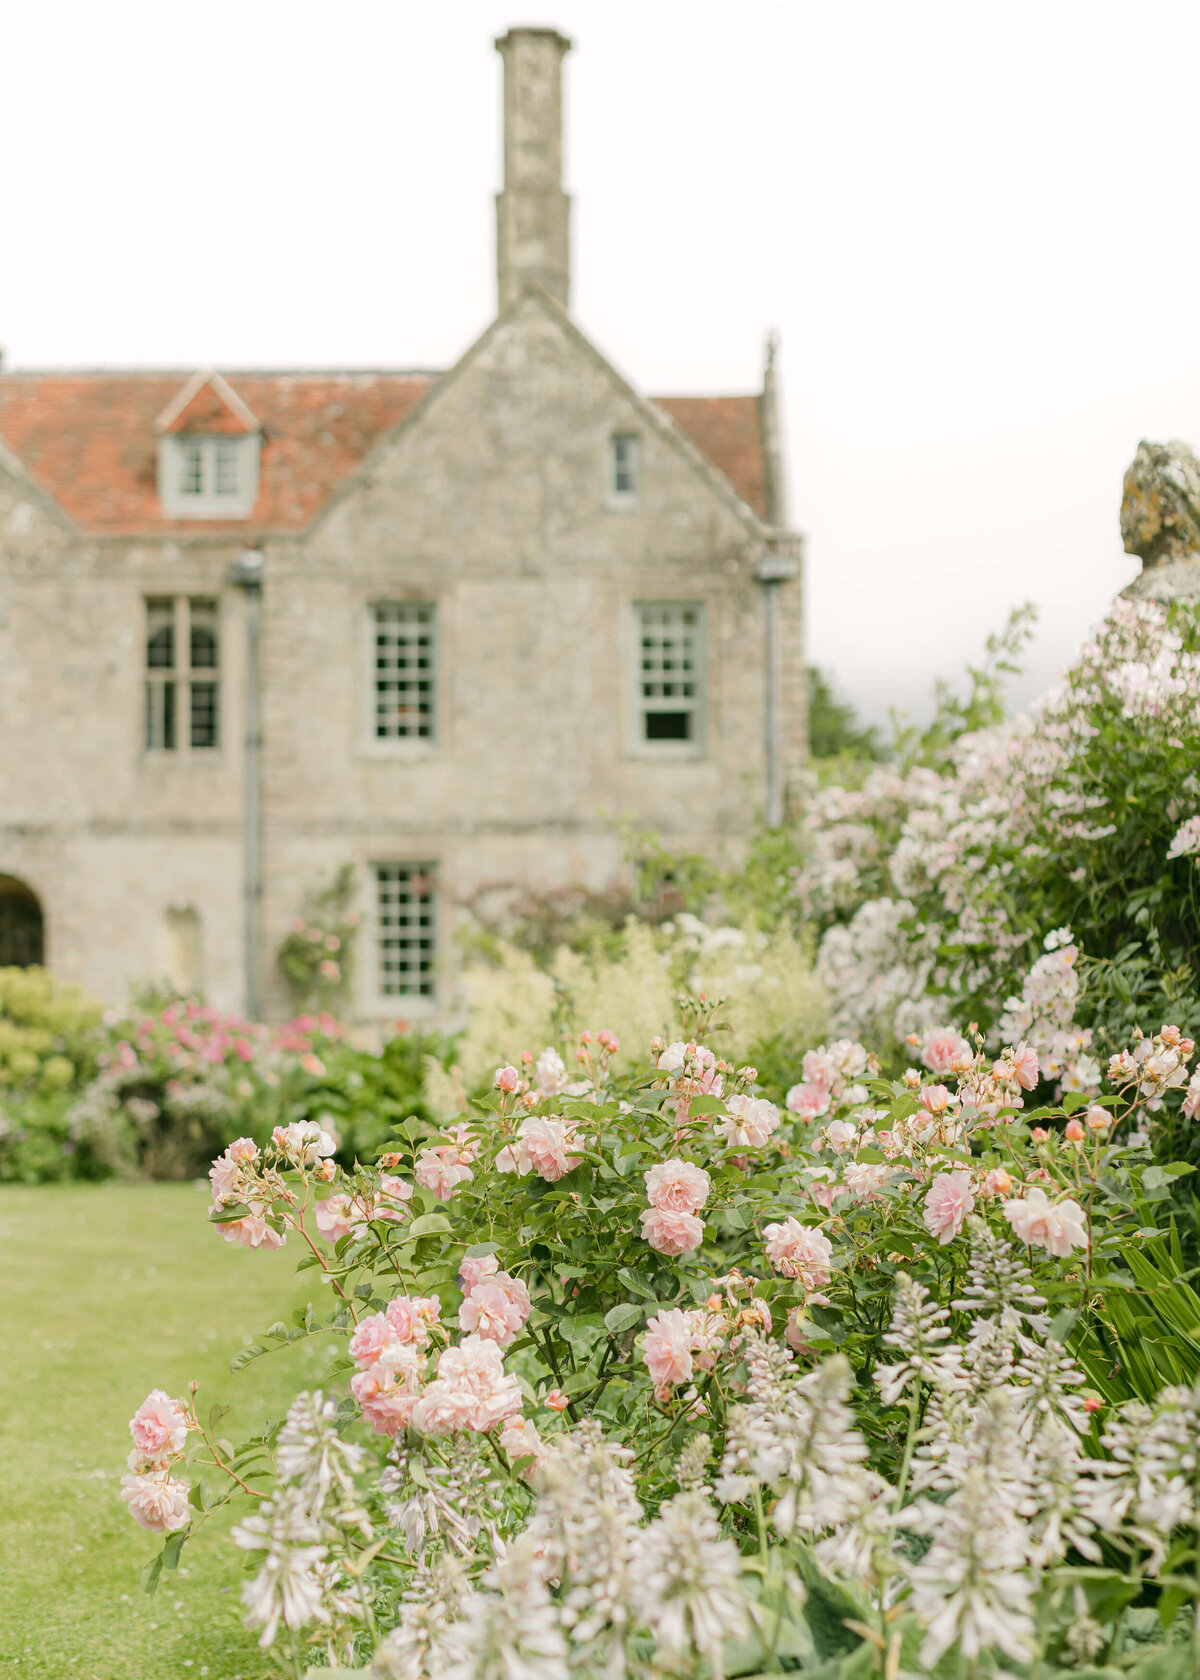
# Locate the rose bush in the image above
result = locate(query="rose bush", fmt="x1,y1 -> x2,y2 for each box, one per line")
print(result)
122,955 -> 1200,1679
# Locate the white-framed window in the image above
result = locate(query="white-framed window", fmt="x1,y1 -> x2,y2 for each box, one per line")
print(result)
144,597 -> 220,752
635,601 -> 704,747
158,433 -> 260,519
609,432 -> 641,503
371,602 -> 437,741
373,863 -> 437,999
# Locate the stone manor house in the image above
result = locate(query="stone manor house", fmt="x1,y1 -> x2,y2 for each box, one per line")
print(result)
0,27 -> 805,1023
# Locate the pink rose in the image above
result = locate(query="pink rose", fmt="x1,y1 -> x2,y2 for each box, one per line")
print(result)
921,1028 -> 973,1078
763,1217 -> 833,1287
217,1205 -> 286,1250
640,1207 -> 705,1256
459,1254 -> 500,1292
499,1415 -> 543,1477
1003,1188 -> 1089,1257
922,1170 -> 975,1245
822,1119 -> 857,1153
644,1158 -> 711,1214
1010,1042 -> 1040,1091
718,1094 -> 781,1149
493,1065 -> 521,1093
534,1048 -> 568,1098
385,1294 -> 440,1344
351,1346 -> 423,1436
376,1174 -> 415,1222
918,1084 -> 953,1115
520,1117 -> 584,1183
120,1472 -> 191,1533
544,1388 -> 570,1412
785,1081 -> 831,1122
348,1313 -> 393,1369
315,1194 -> 356,1243
414,1146 -> 474,1202
411,1336 -> 523,1435
458,1272 -> 531,1345
982,1167 -> 1013,1196
642,1308 -> 694,1399
130,1390 -> 188,1460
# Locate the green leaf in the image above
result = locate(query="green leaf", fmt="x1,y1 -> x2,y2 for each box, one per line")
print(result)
1161,1162 -> 1196,1178
604,1302 -> 645,1334
408,1213 -> 453,1239
1063,1092 -> 1088,1114
616,1267 -> 657,1300
207,1202 -> 250,1224
142,1553 -> 163,1596
1049,1307 -> 1079,1343
230,1343 -> 267,1375
162,1528 -> 189,1570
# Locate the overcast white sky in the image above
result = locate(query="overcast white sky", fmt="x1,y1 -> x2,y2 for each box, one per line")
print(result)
3,0 -> 1198,724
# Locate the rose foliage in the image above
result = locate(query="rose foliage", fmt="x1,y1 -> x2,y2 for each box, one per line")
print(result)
123,976 -> 1200,1679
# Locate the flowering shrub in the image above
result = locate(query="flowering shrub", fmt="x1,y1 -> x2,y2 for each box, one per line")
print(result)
122,981 -> 1200,1677
0,966 -> 103,1181
795,599 -> 1200,1099
68,998 -> 346,1179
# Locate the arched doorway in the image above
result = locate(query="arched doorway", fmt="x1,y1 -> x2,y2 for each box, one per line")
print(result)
0,876 -> 45,968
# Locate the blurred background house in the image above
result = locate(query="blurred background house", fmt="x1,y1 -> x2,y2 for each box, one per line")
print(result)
0,27 -> 804,1021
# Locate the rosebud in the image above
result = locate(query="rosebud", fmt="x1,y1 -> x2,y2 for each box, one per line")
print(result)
903,1068 -> 921,1090
544,1388 -> 570,1412
377,1152 -> 402,1169
1031,1126 -> 1050,1143
983,1167 -> 1013,1196
1084,1397 -> 1103,1414
493,1065 -> 520,1093
1064,1119 -> 1085,1143
1085,1105 -> 1111,1132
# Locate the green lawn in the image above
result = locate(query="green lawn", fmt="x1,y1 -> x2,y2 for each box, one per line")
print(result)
0,1183 -> 334,1680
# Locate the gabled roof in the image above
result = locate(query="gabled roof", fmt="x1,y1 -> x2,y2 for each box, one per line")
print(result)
156,370 -> 260,435
0,361 -> 769,536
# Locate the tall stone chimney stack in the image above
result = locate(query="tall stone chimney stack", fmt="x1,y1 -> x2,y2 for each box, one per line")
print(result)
494,27 -> 572,310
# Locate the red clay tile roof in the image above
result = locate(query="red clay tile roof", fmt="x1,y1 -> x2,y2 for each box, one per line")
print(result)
0,371 -> 765,534
652,395 -> 766,519
0,372 -> 435,535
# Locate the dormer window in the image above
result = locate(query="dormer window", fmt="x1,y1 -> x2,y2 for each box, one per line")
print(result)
155,371 -> 261,519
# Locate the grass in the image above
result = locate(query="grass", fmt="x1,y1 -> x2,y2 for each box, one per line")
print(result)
0,1183 -> 340,1680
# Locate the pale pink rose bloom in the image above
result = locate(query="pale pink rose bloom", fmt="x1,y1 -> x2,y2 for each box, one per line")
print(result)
1010,1042 -> 1040,1090
315,1194 -> 356,1243
1181,1071 -> 1200,1122
443,1125 -> 480,1163
348,1313 -> 393,1369
763,1217 -> 834,1287
922,1170 -> 976,1245
718,1094 -> 781,1149
921,1028 -> 973,1078
376,1174 -> 415,1222
459,1272 -> 531,1345
639,1207 -> 705,1256
351,1348 -> 423,1436
208,1138 -> 258,1208
385,1294 -> 440,1344
842,1160 -> 894,1202
130,1390 -> 188,1459
272,1121 -> 336,1165
660,1041 -> 723,1096
544,1388 -> 570,1412
411,1335 -> 523,1434
120,1472 -> 191,1533
227,1136 -> 259,1163
806,1172 -> 839,1210
534,1047 -> 569,1098
459,1254 -> 500,1292
822,1119 -> 857,1153
801,1048 -> 838,1092
918,1084 -> 953,1115
1003,1187 -> 1090,1256
495,1140 -> 533,1175
983,1167 -> 1013,1196
493,1065 -> 521,1093
499,1415 -> 542,1477
218,1205 -> 286,1249
642,1308 -> 695,1398
785,1081 -> 831,1121
644,1158 -> 711,1214
414,1146 -> 474,1201
686,1308 -> 726,1371
520,1117 -> 583,1182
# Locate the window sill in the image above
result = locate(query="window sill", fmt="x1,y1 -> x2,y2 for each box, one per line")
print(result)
140,748 -> 226,762
358,739 -> 439,760
625,742 -> 706,763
